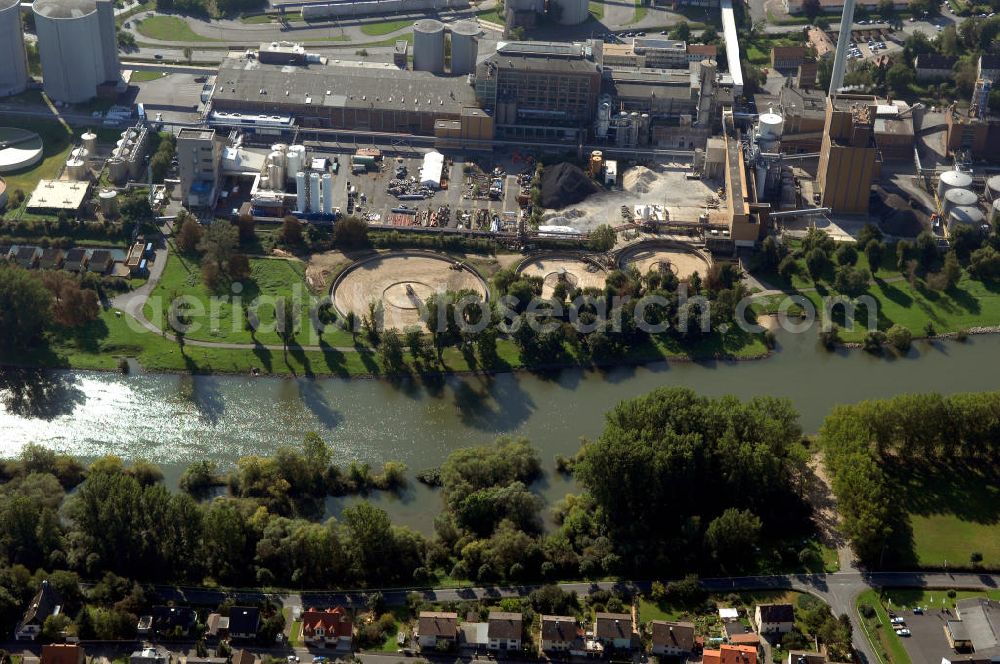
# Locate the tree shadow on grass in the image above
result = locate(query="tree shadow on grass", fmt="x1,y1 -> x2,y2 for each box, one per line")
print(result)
876,278 -> 913,308
946,285 -> 981,315
887,457 -> 1000,526
252,341 -> 273,374
317,338 -> 349,378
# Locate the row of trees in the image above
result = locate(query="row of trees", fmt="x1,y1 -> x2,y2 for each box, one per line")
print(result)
0,264 -> 101,353
820,390 -> 1000,564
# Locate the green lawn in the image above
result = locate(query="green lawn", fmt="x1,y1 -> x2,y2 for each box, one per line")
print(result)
0,114 -> 74,196
130,70 -> 168,82
475,7 -> 503,23
879,588 -> 1000,610
360,19 -> 414,35
751,244 -> 1000,343
627,0 -> 648,24
240,13 -> 276,23
856,589 -> 910,664
589,1 -> 604,19
142,248 -> 356,348
115,0 -> 154,26
136,16 -> 220,41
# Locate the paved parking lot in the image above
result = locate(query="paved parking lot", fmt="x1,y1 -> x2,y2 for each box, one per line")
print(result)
891,608 -> 959,664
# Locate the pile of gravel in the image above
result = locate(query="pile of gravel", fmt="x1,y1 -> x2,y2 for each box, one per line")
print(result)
540,163 -> 599,209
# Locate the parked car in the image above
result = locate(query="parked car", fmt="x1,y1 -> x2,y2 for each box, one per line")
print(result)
891,617 -> 906,625
896,629 -> 912,637
913,607 -> 924,615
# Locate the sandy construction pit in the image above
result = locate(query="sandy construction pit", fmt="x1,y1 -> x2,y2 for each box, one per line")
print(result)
518,256 -> 607,298
620,244 -> 711,281
333,252 -> 487,330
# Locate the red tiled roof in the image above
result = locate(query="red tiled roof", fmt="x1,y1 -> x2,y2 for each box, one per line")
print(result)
302,607 -> 352,638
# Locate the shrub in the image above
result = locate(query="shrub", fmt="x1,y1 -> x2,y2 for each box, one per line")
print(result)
862,330 -> 886,353
887,324 -> 912,352
835,243 -> 858,266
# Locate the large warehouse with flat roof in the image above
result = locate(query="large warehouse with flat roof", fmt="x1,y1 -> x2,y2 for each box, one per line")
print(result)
210,56 -> 488,138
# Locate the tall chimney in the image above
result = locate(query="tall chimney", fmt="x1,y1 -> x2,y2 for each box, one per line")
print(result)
828,0 -> 857,96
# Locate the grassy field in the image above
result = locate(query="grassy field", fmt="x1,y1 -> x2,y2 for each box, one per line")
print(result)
130,70 -> 168,82
360,19 -> 414,35
857,589 -> 910,664
751,244 -> 1000,343
640,590 -> 805,630
629,0 -> 648,24
136,16 -> 220,41
589,0 -> 604,19
476,7 -> 503,23
0,114 -> 74,196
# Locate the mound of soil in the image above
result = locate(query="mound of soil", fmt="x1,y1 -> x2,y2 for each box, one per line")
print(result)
623,166 -> 657,194
540,163 -> 600,209
870,185 -> 928,238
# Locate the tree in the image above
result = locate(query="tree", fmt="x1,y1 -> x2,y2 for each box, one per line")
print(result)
700,26 -> 718,43
228,253 -> 252,281
236,214 -> 256,243
40,272 -> 100,328
669,20 -> 691,40
176,218 -> 204,254
865,241 -> 884,276
835,243 -> 858,266
333,216 -> 369,249
589,224 -> 616,252
969,246 -> 1000,280
378,328 -> 406,375
0,265 -> 53,351
886,63 -> 915,96
704,508 -> 762,571
833,265 -> 871,297
802,0 -> 821,19
886,324 -> 912,351
281,215 -> 304,245
197,219 -> 239,272
806,248 -> 831,280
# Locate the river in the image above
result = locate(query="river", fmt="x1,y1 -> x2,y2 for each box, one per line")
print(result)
2,328 -> 1000,532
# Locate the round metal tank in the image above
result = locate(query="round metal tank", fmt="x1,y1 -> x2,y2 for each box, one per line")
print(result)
938,169 -> 973,198
759,111 -> 784,142
34,0 -> 121,103
987,174 -> 1000,200
98,188 -> 117,215
286,147 -> 303,177
268,163 -> 284,192
65,157 -> 87,181
551,0 -> 588,25
449,20 -> 480,75
413,19 -> 445,73
942,187 -> 977,215
296,171 -> 306,212
71,147 -> 89,161
108,157 -> 127,184
0,0 -> 28,97
992,198 -> 1000,224
948,205 -> 985,232
309,172 -> 321,213
81,131 -> 97,153
321,173 -> 333,215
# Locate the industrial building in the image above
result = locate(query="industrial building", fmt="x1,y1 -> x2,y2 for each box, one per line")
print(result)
26,179 -> 91,213
816,95 -> 881,215
753,87 -> 827,153
602,38 -> 689,70
475,41 -> 602,140
107,122 -> 150,185
176,127 -> 227,208
211,55 -> 486,137
0,0 -> 28,97
33,0 -> 121,103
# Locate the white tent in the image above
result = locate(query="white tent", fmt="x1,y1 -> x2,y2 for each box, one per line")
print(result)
419,151 -> 445,189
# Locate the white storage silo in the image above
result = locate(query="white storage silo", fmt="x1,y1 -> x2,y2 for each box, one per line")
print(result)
34,0 -> 120,103
938,169 -> 973,199
81,131 -> 98,153
309,172 -> 321,213
0,0 -> 28,97
296,171 -> 307,212
987,175 -> 1000,201
551,0 -> 589,24
268,162 -> 284,193
65,155 -> 87,181
992,198 -> 1000,225
948,205 -> 985,233
413,19 -> 445,73
942,188 -> 977,215
449,20 -> 480,75
98,188 -> 118,215
322,173 -> 333,215
286,146 -> 305,177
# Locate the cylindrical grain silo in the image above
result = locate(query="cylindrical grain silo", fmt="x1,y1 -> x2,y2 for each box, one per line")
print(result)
413,19 -> 445,74
309,171 -> 321,213
34,0 -> 120,103
65,155 -> 87,181
938,169 -> 973,199
296,171 -> 307,212
992,198 -> 1000,226
286,146 -> 304,177
98,188 -> 118,215
322,173 -> 333,215
0,0 -> 28,97
551,0 -> 588,24
108,157 -> 127,184
987,175 -> 1000,201
81,131 -> 98,153
449,20 -> 480,75
942,187 -> 977,215
948,205 -> 985,233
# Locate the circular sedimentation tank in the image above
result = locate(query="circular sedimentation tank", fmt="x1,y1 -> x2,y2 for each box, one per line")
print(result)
0,127 -> 44,173
517,254 -> 608,298
332,251 -> 488,331
618,241 -> 712,281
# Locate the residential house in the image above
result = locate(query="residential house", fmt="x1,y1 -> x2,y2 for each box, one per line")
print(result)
140,606 -> 198,638
41,644 -> 85,664
771,46 -> 807,71
88,249 -> 114,274
130,647 -> 170,664
487,611 -> 522,651
725,621 -> 749,639
63,248 -> 88,272
181,658 -> 226,664
300,607 -> 353,650
731,633 -> 762,648
14,246 -> 39,270
915,54 -> 958,82
228,606 -> 260,640
979,54 -> 1000,83
15,580 -> 62,641
417,611 -> 458,650
595,612 -> 634,650
540,615 -> 579,653
206,613 -> 229,641
703,644 -> 758,664
650,621 -> 696,657
754,604 -> 795,635
459,620 -> 489,651
687,43 -> 717,63
38,248 -> 64,270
